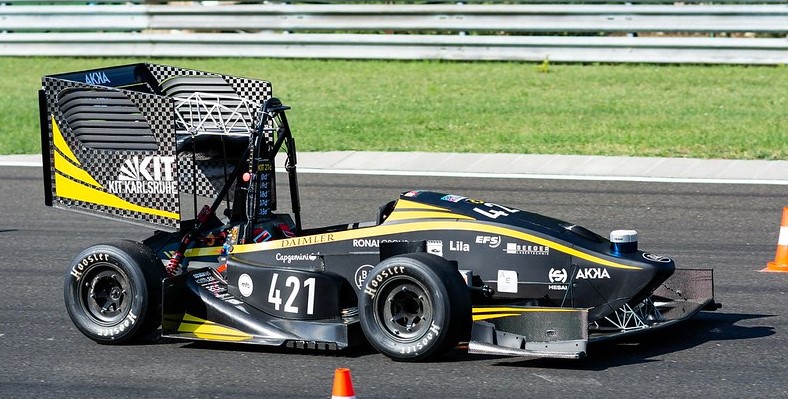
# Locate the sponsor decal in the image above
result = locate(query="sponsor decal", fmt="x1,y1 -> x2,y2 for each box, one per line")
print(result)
363,266 -> 406,299
107,155 -> 177,195
449,240 -> 470,252
504,243 -> 550,256
426,240 -> 443,257
195,270 -> 243,304
400,321 -> 441,355
70,252 -> 110,280
275,253 -> 318,264
403,190 -> 422,197
576,267 -> 610,279
238,274 -> 254,297
354,264 -> 374,289
549,285 -> 568,291
280,234 -> 334,248
643,253 -> 672,263
253,228 -> 271,243
85,71 -> 111,85
475,235 -> 501,248
497,270 -> 518,293
548,268 -> 568,283
440,194 -> 466,203
352,238 -> 405,248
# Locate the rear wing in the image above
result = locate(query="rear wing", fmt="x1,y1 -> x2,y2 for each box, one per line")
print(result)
39,63 -> 273,231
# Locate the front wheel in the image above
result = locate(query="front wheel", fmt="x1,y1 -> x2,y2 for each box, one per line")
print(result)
358,253 -> 471,362
64,240 -> 166,344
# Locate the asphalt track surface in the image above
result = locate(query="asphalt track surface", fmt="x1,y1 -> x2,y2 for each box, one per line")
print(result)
1,166 -> 787,399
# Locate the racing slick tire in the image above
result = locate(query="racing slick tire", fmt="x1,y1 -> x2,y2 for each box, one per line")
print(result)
64,240 -> 166,344
359,252 -> 472,362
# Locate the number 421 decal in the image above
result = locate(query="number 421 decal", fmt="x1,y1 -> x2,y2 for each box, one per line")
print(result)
472,202 -> 519,220
267,273 -> 316,315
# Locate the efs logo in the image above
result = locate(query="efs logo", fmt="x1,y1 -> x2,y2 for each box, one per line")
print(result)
475,235 -> 501,248
548,268 -> 568,283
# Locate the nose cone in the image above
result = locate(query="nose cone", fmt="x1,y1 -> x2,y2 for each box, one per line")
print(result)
633,251 -> 676,302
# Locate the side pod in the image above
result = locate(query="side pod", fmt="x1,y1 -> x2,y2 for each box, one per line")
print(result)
162,268 -> 360,350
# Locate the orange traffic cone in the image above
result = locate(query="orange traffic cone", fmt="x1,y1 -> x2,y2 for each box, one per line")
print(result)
331,368 -> 357,399
762,206 -> 788,272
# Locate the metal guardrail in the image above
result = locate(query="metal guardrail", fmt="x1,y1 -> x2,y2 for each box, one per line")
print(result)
1,3 -> 786,64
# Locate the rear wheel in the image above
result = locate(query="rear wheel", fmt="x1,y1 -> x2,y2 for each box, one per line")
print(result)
359,253 -> 471,361
64,240 -> 166,344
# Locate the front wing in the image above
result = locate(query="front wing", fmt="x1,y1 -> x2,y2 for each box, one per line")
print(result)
468,268 -> 717,359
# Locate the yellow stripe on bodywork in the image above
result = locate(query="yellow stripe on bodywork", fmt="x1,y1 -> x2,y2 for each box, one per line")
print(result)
232,220 -> 641,271
55,172 -> 179,220
54,150 -> 101,188
177,314 -> 253,341
472,306 -> 584,321
385,211 -> 474,221
51,116 -> 79,164
184,246 -> 223,257
395,199 -> 448,211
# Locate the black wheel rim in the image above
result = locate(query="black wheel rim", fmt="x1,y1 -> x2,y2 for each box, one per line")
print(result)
79,264 -> 131,325
375,276 -> 433,341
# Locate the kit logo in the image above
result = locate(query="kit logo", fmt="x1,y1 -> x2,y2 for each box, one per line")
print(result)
108,155 -> 178,195
549,268 -> 568,283
85,71 -> 111,85
119,155 -> 176,181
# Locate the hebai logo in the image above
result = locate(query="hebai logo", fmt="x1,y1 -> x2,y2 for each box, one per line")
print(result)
85,71 -> 111,85
107,155 -> 177,195
475,235 -> 501,248
576,268 -> 611,279
548,268 -> 568,283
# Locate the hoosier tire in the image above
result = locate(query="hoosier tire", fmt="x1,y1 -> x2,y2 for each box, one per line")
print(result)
64,240 -> 166,344
358,252 -> 472,362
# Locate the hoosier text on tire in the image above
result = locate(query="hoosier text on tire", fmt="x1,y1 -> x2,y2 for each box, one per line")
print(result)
358,253 -> 472,362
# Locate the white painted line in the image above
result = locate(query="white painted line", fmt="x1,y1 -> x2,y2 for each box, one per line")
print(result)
296,167 -> 788,186
0,161 -> 42,167
3,160 -> 786,185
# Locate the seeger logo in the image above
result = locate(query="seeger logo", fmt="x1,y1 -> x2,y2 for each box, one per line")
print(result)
107,155 -> 177,195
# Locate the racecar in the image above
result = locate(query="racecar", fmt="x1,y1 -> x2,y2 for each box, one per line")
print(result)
40,63 -> 718,361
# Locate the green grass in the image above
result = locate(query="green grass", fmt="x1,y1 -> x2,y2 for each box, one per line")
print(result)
1,57 -> 785,159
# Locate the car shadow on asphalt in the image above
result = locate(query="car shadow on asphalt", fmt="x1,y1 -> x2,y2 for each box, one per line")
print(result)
488,312 -> 775,370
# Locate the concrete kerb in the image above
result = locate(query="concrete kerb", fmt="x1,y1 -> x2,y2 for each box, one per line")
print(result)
3,152 -> 787,185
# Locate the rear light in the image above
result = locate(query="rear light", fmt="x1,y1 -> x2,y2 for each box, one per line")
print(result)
610,230 -> 638,254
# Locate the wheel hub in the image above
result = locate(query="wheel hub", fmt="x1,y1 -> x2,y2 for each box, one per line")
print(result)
379,280 -> 432,340
82,268 -> 130,324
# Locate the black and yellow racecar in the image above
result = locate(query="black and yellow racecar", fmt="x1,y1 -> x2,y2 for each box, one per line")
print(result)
41,64 -> 718,362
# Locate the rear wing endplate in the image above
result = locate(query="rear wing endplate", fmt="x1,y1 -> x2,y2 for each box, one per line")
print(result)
39,63 -> 272,231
